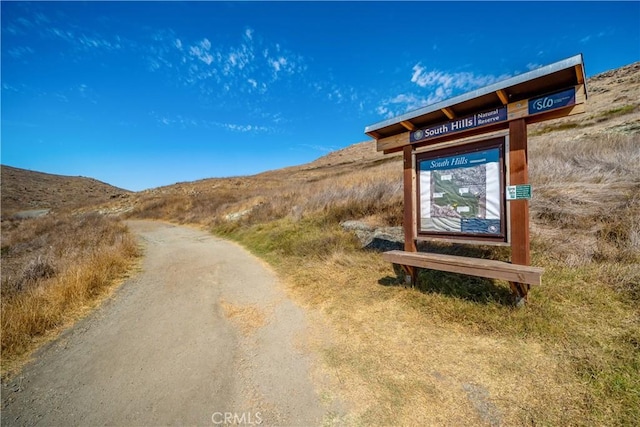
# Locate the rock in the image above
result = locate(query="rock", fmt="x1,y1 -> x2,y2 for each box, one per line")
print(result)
224,209 -> 252,221
340,220 -> 403,251
290,206 -> 303,222
12,209 -> 50,219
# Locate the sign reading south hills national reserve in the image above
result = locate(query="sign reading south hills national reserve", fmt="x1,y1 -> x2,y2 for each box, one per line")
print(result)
410,107 -> 507,143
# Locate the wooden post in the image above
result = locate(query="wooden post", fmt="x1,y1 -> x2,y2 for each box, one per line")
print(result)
508,119 -> 531,302
403,145 -> 417,285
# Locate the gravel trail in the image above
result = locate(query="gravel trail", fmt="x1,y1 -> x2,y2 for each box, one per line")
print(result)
2,221 -> 340,426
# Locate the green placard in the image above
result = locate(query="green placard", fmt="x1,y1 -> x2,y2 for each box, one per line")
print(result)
506,184 -> 532,200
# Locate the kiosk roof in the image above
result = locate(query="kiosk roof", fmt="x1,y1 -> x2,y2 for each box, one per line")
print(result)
365,54 -> 586,140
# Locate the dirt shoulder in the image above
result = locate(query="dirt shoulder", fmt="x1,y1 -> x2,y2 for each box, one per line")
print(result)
1,221 -> 344,426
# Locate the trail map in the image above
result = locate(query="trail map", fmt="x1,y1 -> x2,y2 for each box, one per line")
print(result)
419,147 -> 502,236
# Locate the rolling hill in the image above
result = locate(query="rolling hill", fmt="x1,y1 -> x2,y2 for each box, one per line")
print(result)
0,165 -> 130,217
2,61 -> 638,425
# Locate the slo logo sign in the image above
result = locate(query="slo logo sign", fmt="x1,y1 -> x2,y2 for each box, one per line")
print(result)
533,97 -> 554,110
529,87 -> 576,114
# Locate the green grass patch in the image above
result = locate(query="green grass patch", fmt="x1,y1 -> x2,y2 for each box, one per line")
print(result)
599,104 -> 636,118
530,121 -> 581,135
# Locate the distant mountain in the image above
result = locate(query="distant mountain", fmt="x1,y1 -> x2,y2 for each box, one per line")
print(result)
0,165 -> 130,216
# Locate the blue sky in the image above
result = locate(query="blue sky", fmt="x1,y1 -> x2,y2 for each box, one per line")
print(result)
2,1 -> 639,191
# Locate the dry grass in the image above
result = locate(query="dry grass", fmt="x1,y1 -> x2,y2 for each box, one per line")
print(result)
214,214 -> 638,425
122,62 -> 639,425
122,135 -> 639,425
0,165 -> 130,217
529,132 -> 640,268
220,300 -> 267,336
1,213 -> 141,376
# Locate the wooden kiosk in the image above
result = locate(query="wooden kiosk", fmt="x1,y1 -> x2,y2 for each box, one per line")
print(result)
364,54 -> 587,304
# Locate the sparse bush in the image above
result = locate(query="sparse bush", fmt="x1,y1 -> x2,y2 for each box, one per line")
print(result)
1,213 -> 140,373
21,256 -> 56,284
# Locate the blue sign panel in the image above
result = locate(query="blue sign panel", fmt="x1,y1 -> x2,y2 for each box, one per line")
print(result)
528,87 -> 576,115
410,106 -> 507,143
418,144 -> 504,238
420,148 -> 500,172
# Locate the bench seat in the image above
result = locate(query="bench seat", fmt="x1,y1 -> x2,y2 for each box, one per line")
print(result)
382,250 -> 543,286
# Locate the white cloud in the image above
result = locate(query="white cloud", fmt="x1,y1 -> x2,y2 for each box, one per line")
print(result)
298,143 -> 337,153
375,64 -> 511,119
580,31 -> 607,44
189,38 -> 214,65
222,123 -> 268,133
150,111 -> 273,134
270,56 -> 287,74
45,25 -> 125,53
150,27 -> 305,98
200,38 -> 211,51
7,46 -> 34,58
376,93 -> 432,119
411,63 -> 509,97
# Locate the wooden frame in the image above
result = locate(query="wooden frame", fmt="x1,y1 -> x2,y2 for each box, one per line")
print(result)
415,137 -> 508,243
365,55 -> 587,304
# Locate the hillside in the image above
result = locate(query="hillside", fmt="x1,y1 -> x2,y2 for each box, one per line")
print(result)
0,165 -> 130,217
2,61 -> 638,425
114,61 -> 639,425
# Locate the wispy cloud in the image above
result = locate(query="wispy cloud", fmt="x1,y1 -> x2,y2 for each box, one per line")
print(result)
411,63 -> 509,96
150,27 -> 306,98
220,122 -> 270,133
298,143 -> 338,153
150,111 -> 273,134
44,26 -> 126,54
580,31 -> 607,44
7,46 -> 35,58
376,64 -> 511,118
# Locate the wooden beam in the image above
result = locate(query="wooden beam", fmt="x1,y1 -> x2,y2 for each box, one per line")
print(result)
508,118 -> 531,300
441,107 -> 455,120
367,130 -> 382,139
377,131 -> 410,152
496,89 -> 509,105
575,64 -> 585,85
400,120 -> 416,131
403,146 -> 417,253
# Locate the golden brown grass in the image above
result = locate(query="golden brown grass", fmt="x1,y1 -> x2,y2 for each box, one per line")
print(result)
1,213 -> 140,376
0,165 -> 130,216
209,132 -> 636,425
122,63 -> 639,425
124,134 -> 638,425
219,300 -> 267,336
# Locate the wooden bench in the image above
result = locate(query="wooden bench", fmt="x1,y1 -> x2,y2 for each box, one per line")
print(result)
382,250 -> 543,302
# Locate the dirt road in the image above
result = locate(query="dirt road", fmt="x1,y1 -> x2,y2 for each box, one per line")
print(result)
2,221 -> 342,426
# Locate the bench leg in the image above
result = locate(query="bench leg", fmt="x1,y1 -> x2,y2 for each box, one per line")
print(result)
400,265 -> 417,288
509,281 -> 530,307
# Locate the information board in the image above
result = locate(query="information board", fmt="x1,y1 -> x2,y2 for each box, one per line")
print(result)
417,137 -> 506,241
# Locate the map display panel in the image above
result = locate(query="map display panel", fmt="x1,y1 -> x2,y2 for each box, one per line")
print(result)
418,145 -> 503,238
